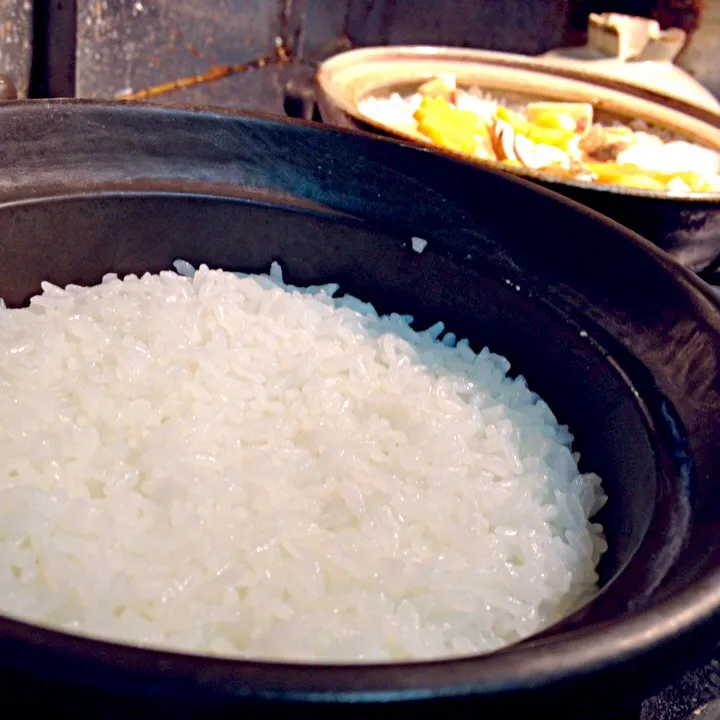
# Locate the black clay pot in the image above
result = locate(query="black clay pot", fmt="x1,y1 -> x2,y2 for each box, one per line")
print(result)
0,100 -> 719,720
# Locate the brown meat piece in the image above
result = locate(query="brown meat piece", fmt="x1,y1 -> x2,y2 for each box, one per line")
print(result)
579,124 -> 635,161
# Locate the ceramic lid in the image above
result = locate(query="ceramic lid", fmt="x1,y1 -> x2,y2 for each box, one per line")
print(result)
540,12 -> 720,114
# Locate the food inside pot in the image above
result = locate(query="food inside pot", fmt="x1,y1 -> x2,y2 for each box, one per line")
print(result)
0,260 -> 607,662
358,74 -> 720,193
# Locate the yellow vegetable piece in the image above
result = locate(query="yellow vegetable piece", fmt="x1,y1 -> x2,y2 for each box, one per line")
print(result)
614,174 -> 666,191
587,162 -> 678,190
413,96 -> 453,121
495,106 -> 531,136
417,74 -> 456,100
417,121 -> 478,155
501,159 -> 523,167
527,109 -> 576,133
434,111 -> 489,137
526,102 -> 594,133
414,98 -> 491,143
526,124 -> 574,150
495,106 -> 572,149
585,162 -> 648,183
457,112 -> 490,141
415,101 -> 466,124
418,96 -> 451,111
661,171 -> 712,193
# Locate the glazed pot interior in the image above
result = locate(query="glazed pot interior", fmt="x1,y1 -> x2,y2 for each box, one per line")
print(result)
0,191 -> 670,617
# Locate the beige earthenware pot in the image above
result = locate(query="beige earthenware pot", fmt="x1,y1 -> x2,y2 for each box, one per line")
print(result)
315,45 -> 720,271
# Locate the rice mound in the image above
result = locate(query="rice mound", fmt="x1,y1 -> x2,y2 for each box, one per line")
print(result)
0,262 -> 607,662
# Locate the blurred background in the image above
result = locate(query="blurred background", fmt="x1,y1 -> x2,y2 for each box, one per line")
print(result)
1,0 -> 717,110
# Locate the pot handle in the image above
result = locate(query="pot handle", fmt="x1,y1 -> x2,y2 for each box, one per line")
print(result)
588,13 -> 686,64
283,79 -> 321,122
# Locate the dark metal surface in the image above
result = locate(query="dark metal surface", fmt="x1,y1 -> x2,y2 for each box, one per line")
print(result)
340,0 -> 571,54
69,0 -> 720,111
0,0 -> 32,98
643,655 -> 720,720
0,73 -> 18,100
74,0 -> 577,105
694,698 -> 720,720
0,101 -> 719,719
29,0 -> 77,98
76,0 -> 303,107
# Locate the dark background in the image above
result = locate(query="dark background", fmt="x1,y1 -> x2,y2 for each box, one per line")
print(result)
0,0 -> 716,108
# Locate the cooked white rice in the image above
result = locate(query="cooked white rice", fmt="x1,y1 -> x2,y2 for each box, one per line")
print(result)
0,262 -> 607,662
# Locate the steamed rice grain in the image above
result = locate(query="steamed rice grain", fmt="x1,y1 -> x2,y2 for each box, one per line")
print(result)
0,262 -> 607,662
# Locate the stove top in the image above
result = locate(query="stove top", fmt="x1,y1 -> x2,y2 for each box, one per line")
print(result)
640,656 -> 720,720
